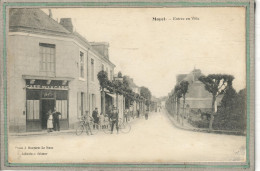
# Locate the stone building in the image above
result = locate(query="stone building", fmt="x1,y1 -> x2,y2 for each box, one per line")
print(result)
176,69 -> 222,114
8,8 -> 116,132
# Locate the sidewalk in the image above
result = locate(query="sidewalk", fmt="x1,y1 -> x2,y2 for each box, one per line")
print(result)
165,110 -> 244,135
10,115 -> 142,137
9,129 -> 75,137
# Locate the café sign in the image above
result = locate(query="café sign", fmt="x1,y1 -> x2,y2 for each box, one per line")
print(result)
26,84 -> 69,90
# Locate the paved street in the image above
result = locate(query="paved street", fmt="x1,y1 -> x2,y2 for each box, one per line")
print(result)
9,109 -> 246,163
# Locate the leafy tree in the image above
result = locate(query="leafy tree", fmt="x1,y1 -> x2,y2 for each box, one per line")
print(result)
97,70 -> 109,114
118,71 -> 123,78
236,89 -> 246,131
198,74 -> 234,130
214,88 -> 246,132
140,86 -> 152,109
180,80 -> 189,125
174,85 -> 183,123
97,70 -> 109,89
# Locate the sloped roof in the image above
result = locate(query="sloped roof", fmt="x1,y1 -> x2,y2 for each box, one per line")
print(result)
9,8 -> 116,67
9,8 -> 70,34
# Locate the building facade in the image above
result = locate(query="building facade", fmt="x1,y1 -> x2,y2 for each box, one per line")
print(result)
176,69 -> 222,114
8,9 -> 116,132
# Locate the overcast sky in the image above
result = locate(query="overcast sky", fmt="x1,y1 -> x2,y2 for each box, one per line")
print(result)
42,7 -> 246,98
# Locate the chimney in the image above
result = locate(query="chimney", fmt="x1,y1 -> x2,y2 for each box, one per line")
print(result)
59,18 -> 73,32
48,9 -> 53,18
90,42 -> 110,59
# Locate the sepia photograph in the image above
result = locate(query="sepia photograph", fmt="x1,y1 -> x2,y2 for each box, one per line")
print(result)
0,0 -> 255,170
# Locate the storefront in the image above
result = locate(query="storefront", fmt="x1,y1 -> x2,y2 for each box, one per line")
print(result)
105,93 -> 114,114
24,77 -> 73,132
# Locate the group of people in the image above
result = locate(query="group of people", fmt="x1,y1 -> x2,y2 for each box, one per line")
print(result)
82,106 -> 120,135
123,108 -> 140,122
47,108 -> 61,133
124,108 -> 149,122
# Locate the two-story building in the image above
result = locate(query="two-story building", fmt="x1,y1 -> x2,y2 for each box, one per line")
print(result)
8,8 -> 115,132
176,69 -> 222,114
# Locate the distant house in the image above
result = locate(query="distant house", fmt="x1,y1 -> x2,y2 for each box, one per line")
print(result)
177,69 -> 222,114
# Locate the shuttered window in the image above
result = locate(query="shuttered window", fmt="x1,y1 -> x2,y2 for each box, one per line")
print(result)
91,59 -> 94,81
39,43 -> 55,75
80,52 -> 85,78
77,92 -> 87,118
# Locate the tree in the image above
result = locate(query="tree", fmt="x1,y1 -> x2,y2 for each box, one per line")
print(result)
122,76 -> 132,109
174,85 -> 182,123
97,70 -> 109,114
213,87 -> 246,133
198,74 -> 234,130
180,80 -> 189,125
236,89 -> 246,131
140,86 -> 152,110
118,71 -> 123,78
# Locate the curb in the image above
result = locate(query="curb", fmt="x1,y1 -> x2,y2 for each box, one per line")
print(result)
165,111 -> 244,136
10,130 -> 75,137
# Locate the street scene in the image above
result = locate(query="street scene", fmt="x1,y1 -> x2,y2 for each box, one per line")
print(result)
9,109 -> 246,163
7,7 -> 247,164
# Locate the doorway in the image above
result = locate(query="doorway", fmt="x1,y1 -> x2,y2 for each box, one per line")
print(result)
41,100 -> 55,129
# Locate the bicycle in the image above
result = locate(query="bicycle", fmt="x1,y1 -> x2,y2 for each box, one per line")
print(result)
103,118 -> 131,134
75,116 -> 99,135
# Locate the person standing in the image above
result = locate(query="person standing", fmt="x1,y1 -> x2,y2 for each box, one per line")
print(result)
129,105 -> 134,120
145,109 -> 149,120
53,107 -> 61,131
110,106 -> 119,134
47,109 -> 53,133
99,113 -> 105,129
84,111 -> 93,135
124,109 -> 128,122
92,108 -> 99,128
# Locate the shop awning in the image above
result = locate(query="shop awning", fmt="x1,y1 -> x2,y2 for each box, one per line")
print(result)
105,92 -> 116,99
22,75 -> 74,81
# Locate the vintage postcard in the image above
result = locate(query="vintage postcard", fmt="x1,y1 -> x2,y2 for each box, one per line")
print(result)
0,0 -> 255,170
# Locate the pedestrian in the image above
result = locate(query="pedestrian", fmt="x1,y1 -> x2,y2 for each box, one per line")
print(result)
130,105 -> 134,119
92,107 -> 99,129
47,109 -> 53,132
137,109 -> 140,118
52,107 -> 61,131
110,106 -> 119,134
145,109 -> 149,120
99,113 -> 105,129
104,113 -> 109,129
124,109 -> 128,122
83,111 -> 93,135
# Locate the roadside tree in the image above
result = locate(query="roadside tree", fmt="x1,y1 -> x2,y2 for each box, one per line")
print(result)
198,74 -> 234,130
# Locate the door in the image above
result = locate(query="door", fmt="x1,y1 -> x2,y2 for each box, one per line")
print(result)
41,100 -> 55,129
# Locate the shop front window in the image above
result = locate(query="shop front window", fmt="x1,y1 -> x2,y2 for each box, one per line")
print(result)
26,90 -> 40,120
56,91 -> 68,119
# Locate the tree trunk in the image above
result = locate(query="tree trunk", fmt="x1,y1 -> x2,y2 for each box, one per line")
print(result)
209,95 -> 216,130
101,88 -> 106,115
177,98 -> 180,123
182,95 -> 186,126
116,93 -> 119,108
172,99 -> 175,116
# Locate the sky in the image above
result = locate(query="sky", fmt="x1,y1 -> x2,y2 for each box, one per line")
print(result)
42,7 -> 246,98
